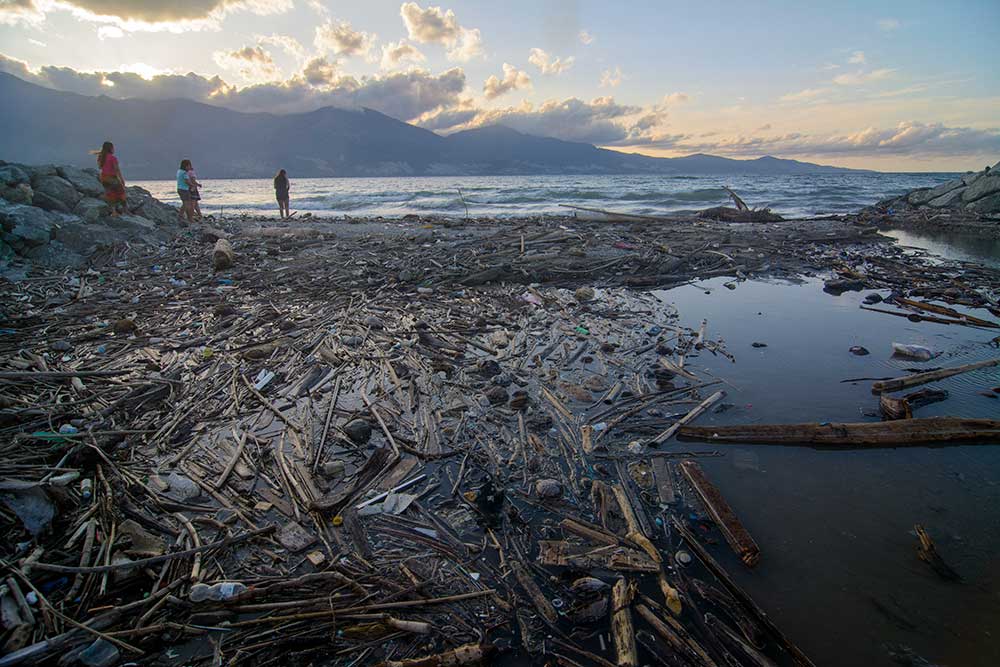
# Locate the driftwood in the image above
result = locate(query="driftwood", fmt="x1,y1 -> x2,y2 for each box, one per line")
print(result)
379,642 -> 495,667
537,541 -> 660,573
648,390 -> 725,445
610,578 -> 638,667
914,525 -> 961,581
673,518 -> 816,667
679,417 -> 1000,446
510,561 -> 558,626
680,461 -> 760,567
871,358 -> 1000,393
213,238 -> 234,271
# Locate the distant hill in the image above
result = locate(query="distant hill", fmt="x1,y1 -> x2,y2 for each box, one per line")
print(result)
0,72 -> 867,179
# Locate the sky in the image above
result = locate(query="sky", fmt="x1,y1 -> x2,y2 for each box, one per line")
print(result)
1,0 -> 998,171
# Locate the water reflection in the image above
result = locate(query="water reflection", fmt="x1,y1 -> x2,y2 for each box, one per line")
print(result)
881,229 -> 1000,269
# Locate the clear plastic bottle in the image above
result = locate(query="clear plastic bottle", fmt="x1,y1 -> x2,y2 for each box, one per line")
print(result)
189,581 -> 248,602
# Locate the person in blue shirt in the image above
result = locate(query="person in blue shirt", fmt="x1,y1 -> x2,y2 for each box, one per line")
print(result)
177,159 -> 195,224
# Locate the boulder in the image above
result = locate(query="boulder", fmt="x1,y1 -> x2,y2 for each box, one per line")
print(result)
0,202 -> 55,250
962,171 -> 984,187
0,164 -> 29,186
966,192 -> 1000,214
927,187 -> 966,208
32,175 -> 81,210
57,166 -> 103,197
53,221 -> 121,251
24,239 -> 86,268
106,214 -> 158,236
962,173 -> 1000,203
1,183 -> 33,205
126,186 -> 176,225
908,178 -> 964,206
32,190 -> 73,213
27,164 -> 58,178
74,197 -> 110,222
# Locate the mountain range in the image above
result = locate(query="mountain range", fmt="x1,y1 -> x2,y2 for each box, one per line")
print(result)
0,72 -> 865,179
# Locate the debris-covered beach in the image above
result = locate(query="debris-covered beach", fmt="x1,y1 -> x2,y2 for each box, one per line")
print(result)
2,160 -> 1000,667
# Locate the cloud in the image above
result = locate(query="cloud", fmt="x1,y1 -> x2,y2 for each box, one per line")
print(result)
314,20 -> 375,58
213,44 -> 280,82
446,27 -> 483,62
28,38 -> 46,47
756,123 -> 772,132
1,0 -> 293,30
399,2 -> 483,61
877,18 -> 900,31
663,92 -> 689,106
441,96 -> 644,144
832,68 -> 894,85
629,121 -> 1000,159
97,24 -> 124,39
1,51 -> 466,120
528,48 -> 574,75
301,57 -> 337,86
483,63 -> 530,100
578,30 -> 593,45
600,66 -> 622,88
380,40 -> 425,70
257,34 -> 308,62
779,87 -> 830,102
400,2 -> 460,43
413,100 -> 479,131
848,50 -> 866,65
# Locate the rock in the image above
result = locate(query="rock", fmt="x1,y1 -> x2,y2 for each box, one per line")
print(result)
117,519 -> 166,556
751,341 -> 767,348
823,278 -> 865,295
574,286 -> 595,302
321,460 -> 346,477
343,418 -> 372,445
0,164 -> 30,186
0,486 -> 56,536
28,164 -> 57,178
106,214 -> 158,236
962,170 -> 984,187
31,190 -> 71,213
53,221 -> 120,253
863,293 -> 883,304
0,202 -> 54,250
163,472 -> 201,503
485,385 -> 508,404
74,197 -> 110,222
488,329 -> 510,348
113,319 -> 137,334
966,191 -> 1000,214
57,165 -> 103,197
213,238 -> 234,270
962,173 -> 1000,203
927,186 -> 966,208
908,178 -> 964,206
31,175 -> 81,210
1,183 -> 33,205
849,345 -> 870,356
50,340 -> 72,351
509,389 -> 529,410
125,186 -> 177,225
535,478 -> 563,498
277,520 -> 316,552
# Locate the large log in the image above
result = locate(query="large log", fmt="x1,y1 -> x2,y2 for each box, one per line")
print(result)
678,417 -> 1000,447
871,358 -> 1000,393
213,238 -> 234,270
680,461 -> 760,567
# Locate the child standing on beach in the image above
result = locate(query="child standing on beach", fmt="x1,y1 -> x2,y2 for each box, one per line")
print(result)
187,164 -> 203,220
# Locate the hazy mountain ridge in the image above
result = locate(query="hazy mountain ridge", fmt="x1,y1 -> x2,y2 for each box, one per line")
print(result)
0,72 -> 867,179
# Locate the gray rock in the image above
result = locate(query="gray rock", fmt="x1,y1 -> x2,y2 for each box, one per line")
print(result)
53,221 -> 120,251
343,418 -> 372,444
163,472 -> 200,503
126,186 -> 176,225
927,186 -> 966,208
32,175 -> 82,209
57,165 -> 104,197
962,170 -> 984,187
74,197 -> 110,222
24,240 -> 86,268
1,183 -> 33,205
0,202 -> 55,249
0,487 -> 56,536
28,164 -> 58,178
966,191 -> 1000,214
0,164 -> 29,186
32,190 -> 72,213
962,173 -> 1000,203
106,214 -> 157,236
908,178 -> 964,205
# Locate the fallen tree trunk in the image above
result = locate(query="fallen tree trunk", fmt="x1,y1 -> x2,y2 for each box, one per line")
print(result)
678,417 -> 1000,446
871,358 -> 1000,393
610,578 -> 638,667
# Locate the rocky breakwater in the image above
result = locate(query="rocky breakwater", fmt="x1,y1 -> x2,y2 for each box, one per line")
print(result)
0,159 -> 180,270
867,159 -> 1000,236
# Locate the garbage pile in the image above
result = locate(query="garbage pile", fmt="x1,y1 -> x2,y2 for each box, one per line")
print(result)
1,224 -> 831,667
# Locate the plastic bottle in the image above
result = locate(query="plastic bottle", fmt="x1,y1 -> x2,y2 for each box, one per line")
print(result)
80,478 -> 93,501
189,581 -> 248,602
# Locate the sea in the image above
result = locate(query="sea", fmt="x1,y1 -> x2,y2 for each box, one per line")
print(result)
135,171 -> 958,219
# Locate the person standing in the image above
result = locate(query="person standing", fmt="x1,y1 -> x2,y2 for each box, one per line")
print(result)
177,159 -> 195,224
274,169 -> 290,219
187,163 -> 204,220
95,141 -> 126,217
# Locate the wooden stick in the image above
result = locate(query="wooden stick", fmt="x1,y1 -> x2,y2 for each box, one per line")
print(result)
872,358 -> 1000,393
240,374 -> 304,433
648,390 -> 725,445
213,427 -> 247,490
510,561 -> 558,625
680,461 -> 760,567
28,525 -> 275,574
610,578 -> 638,667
